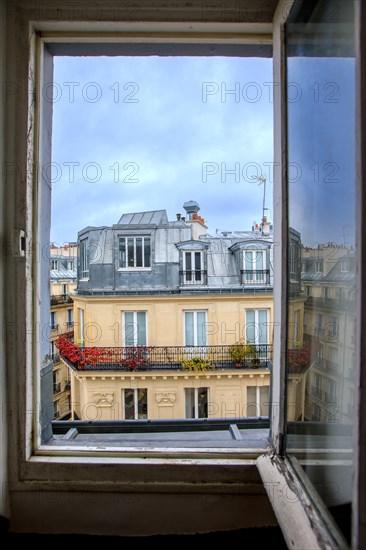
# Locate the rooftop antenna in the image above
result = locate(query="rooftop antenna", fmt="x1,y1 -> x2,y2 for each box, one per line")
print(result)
251,174 -> 268,222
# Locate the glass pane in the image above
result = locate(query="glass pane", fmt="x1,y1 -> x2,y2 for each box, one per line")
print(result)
286,0 -> 356,540
124,389 -> 135,420
137,389 -> 148,419
185,312 -> 194,346
245,310 -> 255,343
198,387 -> 208,418
259,386 -> 270,417
197,312 -> 207,346
256,251 -> 263,270
136,237 -> 143,267
119,238 -> 126,267
194,252 -> 201,271
245,251 -> 253,270
144,237 -> 151,267
258,310 -> 268,344
246,386 -> 257,417
137,312 -> 146,346
124,312 -> 135,346
185,252 -> 192,271
185,388 -> 194,418
127,238 -> 135,267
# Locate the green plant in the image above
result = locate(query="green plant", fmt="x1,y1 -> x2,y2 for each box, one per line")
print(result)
245,342 -> 260,367
181,356 -> 213,372
229,340 -> 247,364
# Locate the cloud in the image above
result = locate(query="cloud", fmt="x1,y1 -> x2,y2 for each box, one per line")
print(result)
51,56 -> 273,242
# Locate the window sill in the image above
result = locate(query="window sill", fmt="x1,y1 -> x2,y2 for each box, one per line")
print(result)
118,268 -> 152,272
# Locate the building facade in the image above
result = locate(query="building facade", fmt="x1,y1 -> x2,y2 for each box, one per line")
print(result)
57,201 -> 304,420
50,246 -> 77,420
57,202 -> 294,422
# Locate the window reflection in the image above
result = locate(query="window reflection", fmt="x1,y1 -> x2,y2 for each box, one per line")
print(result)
286,0 -> 356,541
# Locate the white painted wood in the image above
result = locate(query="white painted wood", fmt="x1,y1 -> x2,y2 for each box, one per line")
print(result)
257,454 -> 349,549
271,0 -> 295,455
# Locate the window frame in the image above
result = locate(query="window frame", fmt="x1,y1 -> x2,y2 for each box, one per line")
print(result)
122,310 -> 148,347
4,0 -> 365,546
118,235 -> 152,270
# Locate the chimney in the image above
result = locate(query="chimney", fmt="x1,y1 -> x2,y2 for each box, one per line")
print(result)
176,213 -> 181,221
183,200 -> 207,239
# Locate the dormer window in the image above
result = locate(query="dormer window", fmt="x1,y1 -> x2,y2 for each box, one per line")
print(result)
80,239 -> 89,278
341,258 -> 350,272
51,259 -> 58,270
183,251 -> 204,284
242,250 -> 268,284
119,236 -> 151,269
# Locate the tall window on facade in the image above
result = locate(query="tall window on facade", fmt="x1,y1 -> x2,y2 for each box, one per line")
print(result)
67,308 -> 73,327
79,308 -> 84,346
185,388 -> 208,419
184,311 -> 207,347
245,309 -> 269,359
80,239 -> 89,278
123,388 -> 148,419
183,251 -> 203,284
243,250 -> 267,283
246,386 -> 270,417
119,236 -> 151,268
50,311 -> 57,331
123,312 -> 147,346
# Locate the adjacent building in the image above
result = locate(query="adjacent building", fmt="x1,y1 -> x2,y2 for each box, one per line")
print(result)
50,244 -> 77,420
57,202 -> 298,422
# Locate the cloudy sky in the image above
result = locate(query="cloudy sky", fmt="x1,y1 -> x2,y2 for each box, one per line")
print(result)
51,55 -> 274,244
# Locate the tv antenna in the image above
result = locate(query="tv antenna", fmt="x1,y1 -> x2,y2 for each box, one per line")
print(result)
251,174 -> 268,222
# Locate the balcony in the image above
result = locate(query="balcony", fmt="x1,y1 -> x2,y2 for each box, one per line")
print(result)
316,357 -> 338,374
56,337 -> 273,372
50,294 -> 74,306
179,270 -> 207,286
53,382 -> 61,394
50,323 -> 59,332
64,380 -> 71,391
51,352 -> 60,363
324,392 -> 337,404
66,321 -> 74,328
241,270 -> 270,285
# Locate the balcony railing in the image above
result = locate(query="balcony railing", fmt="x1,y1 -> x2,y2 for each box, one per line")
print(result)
324,392 -> 337,404
316,357 -> 338,374
50,323 -> 59,332
179,270 -> 207,285
310,386 -> 323,400
52,352 -> 60,363
66,321 -> 74,328
64,380 -> 71,391
51,294 -> 74,306
241,270 -> 270,285
56,337 -> 272,372
53,382 -> 61,394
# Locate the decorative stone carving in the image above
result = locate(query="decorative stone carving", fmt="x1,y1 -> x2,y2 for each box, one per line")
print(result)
155,392 -> 176,406
93,391 -> 114,407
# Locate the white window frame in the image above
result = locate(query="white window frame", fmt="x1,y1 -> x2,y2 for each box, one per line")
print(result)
3,1 -> 365,547
245,309 -> 269,345
123,388 -> 148,420
80,238 -> 89,279
183,310 -> 208,347
118,235 -> 151,270
246,386 -> 270,418
243,249 -> 267,283
184,387 -> 209,419
122,311 -> 148,347
182,250 -> 204,284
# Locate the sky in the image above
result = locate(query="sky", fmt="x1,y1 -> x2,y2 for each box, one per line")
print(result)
51,56 -> 274,244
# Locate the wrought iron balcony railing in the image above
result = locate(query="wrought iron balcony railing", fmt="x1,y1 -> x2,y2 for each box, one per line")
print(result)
179,270 -> 207,285
241,270 -> 270,285
56,337 -> 272,372
53,382 -> 61,394
51,294 -> 74,306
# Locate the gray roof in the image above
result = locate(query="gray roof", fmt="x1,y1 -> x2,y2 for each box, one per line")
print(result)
117,210 -> 168,226
50,267 -> 77,281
